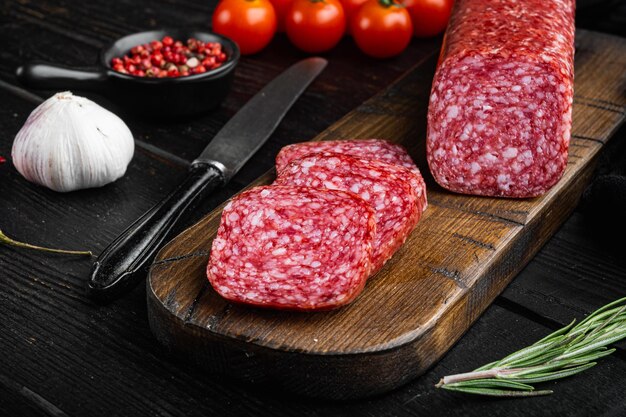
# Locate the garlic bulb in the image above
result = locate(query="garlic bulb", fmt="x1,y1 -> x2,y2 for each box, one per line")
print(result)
12,91 -> 134,192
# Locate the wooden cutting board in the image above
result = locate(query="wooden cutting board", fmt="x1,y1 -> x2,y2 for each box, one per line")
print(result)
147,30 -> 626,399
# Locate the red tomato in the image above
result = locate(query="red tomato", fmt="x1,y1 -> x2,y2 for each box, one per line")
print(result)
212,0 -> 277,55
285,0 -> 346,53
351,0 -> 412,58
269,0 -> 293,31
340,0 -> 368,34
402,0 -> 452,38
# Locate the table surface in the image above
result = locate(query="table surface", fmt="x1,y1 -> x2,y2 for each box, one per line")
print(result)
1,1 -> 625,416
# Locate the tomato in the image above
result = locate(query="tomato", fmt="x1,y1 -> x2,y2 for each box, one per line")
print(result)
351,0 -> 412,58
402,0 -> 452,38
285,0 -> 346,53
212,0 -> 277,55
340,0 -> 368,34
269,0 -> 293,31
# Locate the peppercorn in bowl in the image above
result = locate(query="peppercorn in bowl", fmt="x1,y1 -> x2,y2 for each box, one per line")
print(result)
16,29 -> 240,117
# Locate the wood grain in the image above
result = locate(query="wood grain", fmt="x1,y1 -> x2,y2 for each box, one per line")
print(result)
2,0 -> 626,414
499,209 -> 626,352
148,29 -> 626,399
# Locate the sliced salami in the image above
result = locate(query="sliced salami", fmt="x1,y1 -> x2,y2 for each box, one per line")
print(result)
276,139 -> 428,211
207,186 -> 376,311
364,158 -> 428,215
427,0 -> 575,198
275,153 -> 421,272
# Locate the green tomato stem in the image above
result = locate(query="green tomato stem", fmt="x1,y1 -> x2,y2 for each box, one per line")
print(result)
0,229 -> 93,256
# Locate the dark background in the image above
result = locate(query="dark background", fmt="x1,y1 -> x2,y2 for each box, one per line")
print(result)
1,0 -> 625,416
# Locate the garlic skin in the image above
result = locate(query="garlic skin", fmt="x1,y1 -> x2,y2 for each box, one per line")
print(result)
12,91 -> 134,192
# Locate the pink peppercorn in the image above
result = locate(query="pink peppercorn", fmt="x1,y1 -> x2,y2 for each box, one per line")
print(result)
110,36 -> 226,78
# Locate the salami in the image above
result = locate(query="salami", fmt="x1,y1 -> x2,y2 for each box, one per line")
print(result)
426,0 -> 575,198
276,139 -> 428,211
207,186 -> 376,311
276,153 -> 421,272
277,139 -> 415,173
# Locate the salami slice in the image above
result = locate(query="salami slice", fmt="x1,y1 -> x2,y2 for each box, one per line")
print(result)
276,153 -> 421,272
277,139 -> 415,173
207,186 -> 376,311
427,0 -> 575,198
276,139 -> 428,211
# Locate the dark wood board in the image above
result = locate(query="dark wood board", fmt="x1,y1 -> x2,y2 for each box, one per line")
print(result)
2,0 -> 626,415
147,29 -> 626,399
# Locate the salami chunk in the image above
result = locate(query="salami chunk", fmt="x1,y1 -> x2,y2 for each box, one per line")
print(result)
277,139 -> 416,173
276,139 -> 427,211
207,186 -> 376,311
276,153 -> 421,272
427,0 -> 575,198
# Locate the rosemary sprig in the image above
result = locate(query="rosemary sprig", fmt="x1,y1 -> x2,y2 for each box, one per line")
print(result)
0,228 -> 92,256
436,297 -> 626,397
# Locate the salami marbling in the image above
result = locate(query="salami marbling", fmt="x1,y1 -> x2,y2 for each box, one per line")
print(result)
276,153 -> 421,272
276,139 -> 428,211
427,0 -> 575,198
207,186 -> 376,311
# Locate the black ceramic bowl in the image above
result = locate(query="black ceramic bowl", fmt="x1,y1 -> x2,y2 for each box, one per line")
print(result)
16,29 -> 240,117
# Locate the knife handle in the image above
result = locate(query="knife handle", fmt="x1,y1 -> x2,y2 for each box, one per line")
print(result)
88,163 -> 224,303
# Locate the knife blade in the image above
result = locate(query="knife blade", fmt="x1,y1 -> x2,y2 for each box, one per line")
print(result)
88,57 -> 327,302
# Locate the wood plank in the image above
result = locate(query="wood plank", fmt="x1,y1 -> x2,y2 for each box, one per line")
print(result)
577,0 -> 626,42
0,85 -> 245,320
0,86 -> 245,252
148,29 -> 626,399
497,118 -> 626,338
4,252 -> 626,417
0,375 -> 53,417
499,210 -> 626,349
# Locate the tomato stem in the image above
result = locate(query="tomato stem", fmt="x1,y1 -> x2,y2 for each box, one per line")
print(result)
0,229 -> 93,256
379,0 -> 403,7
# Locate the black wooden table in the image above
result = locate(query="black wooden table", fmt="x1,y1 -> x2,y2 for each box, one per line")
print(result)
1,1 -> 625,416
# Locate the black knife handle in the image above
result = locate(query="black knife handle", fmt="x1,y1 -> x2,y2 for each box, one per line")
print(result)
16,62 -> 108,91
88,163 -> 224,302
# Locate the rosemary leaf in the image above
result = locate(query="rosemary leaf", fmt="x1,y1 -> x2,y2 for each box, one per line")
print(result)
577,298 -> 626,328
505,363 -> 597,384
557,331 -> 626,361
445,379 -> 535,391
495,340 -> 557,367
441,385 -> 553,397
502,360 -> 578,378
504,346 -> 566,368
534,319 -> 576,345
566,349 -> 615,366
437,297 -> 626,398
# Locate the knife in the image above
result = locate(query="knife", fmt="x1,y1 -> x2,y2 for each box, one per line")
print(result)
88,57 -> 327,302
